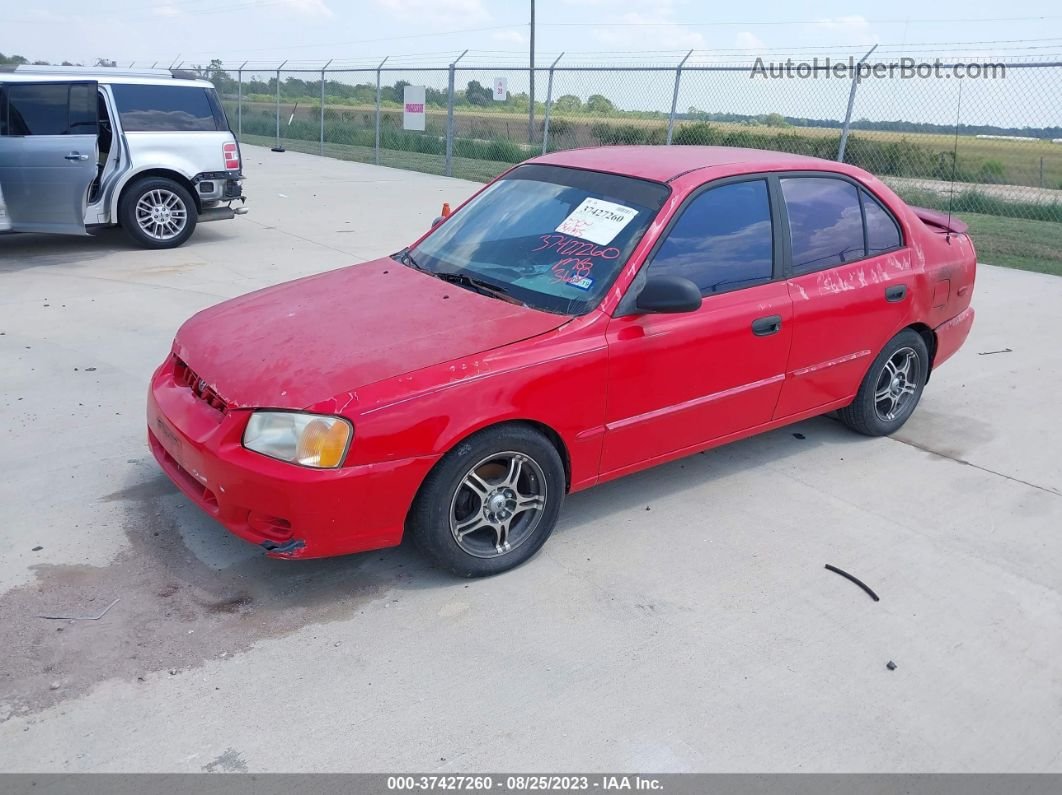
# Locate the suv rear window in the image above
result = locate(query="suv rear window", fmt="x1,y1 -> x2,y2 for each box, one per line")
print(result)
111,84 -> 222,132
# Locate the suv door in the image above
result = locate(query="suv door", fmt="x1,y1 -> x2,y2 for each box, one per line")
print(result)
773,175 -> 911,418
0,81 -> 98,234
601,177 -> 793,475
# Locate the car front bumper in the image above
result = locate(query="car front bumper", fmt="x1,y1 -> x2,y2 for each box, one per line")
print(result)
146,358 -> 437,559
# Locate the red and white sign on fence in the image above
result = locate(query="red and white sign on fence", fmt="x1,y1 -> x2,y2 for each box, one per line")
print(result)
403,85 -> 426,131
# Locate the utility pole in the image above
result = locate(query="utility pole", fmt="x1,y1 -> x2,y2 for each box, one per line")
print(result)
528,0 -> 535,144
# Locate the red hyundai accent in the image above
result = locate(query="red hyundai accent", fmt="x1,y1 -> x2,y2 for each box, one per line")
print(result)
147,146 -> 976,576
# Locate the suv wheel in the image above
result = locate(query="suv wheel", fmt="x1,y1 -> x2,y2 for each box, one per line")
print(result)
120,178 -> 198,249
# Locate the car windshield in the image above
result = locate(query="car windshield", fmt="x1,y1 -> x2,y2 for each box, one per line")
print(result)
402,164 -> 670,314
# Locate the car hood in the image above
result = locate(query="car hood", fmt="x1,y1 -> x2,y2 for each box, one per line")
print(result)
173,258 -> 568,410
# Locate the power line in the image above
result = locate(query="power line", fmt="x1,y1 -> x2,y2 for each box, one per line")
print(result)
539,15 -> 1062,27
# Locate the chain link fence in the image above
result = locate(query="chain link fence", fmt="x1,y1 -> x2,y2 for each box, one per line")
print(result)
204,54 -> 1061,273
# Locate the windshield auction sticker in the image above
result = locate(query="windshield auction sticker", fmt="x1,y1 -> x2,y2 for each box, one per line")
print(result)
555,198 -> 638,246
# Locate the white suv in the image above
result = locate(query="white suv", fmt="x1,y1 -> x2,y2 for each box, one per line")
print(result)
0,66 -> 246,249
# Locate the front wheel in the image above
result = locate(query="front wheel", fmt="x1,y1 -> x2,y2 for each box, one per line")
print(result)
119,178 -> 198,249
409,425 -> 565,577
839,329 -> 929,436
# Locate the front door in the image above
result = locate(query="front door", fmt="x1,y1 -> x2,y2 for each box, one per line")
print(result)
601,178 -> 793,476
0,81 -> 98,235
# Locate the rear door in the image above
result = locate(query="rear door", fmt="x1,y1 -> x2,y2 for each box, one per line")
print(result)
772,174 -> 912,418
0,80 -> 98,234
601,177 -> 793,475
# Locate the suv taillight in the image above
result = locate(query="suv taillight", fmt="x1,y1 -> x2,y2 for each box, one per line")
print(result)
223,142 -> 240,171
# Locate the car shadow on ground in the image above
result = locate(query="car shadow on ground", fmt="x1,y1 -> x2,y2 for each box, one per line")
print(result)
0,413 -> 870,720
0,226 -> 232,272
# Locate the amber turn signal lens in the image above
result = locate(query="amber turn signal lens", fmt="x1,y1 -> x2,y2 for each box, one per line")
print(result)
296,418 -> 351,468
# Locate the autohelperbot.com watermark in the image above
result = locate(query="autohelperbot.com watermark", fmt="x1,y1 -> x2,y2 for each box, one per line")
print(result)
750,57 -> 1006,80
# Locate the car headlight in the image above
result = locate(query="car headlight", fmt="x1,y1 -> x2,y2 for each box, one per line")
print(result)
242,412 -> 353,469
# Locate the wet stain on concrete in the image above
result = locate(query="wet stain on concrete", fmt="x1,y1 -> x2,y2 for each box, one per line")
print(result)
0,470 -> 446,722
203,748 -> 248,773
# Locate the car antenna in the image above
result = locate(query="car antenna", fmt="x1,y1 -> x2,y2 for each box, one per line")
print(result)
945,78 -> 963,245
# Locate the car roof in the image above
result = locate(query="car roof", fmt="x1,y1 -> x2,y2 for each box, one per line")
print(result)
531,145 -> 843,182
0,67 -> 212,89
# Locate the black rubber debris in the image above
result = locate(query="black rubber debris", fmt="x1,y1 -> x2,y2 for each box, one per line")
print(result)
886,660 -> 898,670
824,563 -> 880,602
793,432 -> 806,440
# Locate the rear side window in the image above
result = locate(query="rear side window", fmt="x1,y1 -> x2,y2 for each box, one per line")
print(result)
111,84 -> 220,131
781,177 -> 865,273
862,189 -> 902,254
648,180 -> 774,295
0,82 -> 95,136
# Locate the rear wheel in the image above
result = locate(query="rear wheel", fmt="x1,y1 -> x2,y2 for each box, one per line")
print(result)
119,178 -> 197,249
410,425 -> 565,577
839,329 -> 929,436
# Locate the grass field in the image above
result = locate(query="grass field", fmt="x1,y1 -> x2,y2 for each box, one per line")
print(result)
235,98 -> 1062,191
956,213 -> 1062,275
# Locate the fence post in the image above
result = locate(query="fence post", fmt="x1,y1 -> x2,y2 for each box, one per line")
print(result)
666,50 -> 693,145
375,56 -> 388,166
237,63 -> 246,139
273,60 -> 287,152
541,52 -> 565,156
320,59 -> 332,156
838,44 -> 877,162
445,49 -> 469,178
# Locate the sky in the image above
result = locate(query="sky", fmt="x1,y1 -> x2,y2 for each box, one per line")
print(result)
4,1 -> 1060,127
4,0 -> 1061,69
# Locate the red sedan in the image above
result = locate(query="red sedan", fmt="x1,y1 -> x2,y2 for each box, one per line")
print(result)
147,146 -> 976,576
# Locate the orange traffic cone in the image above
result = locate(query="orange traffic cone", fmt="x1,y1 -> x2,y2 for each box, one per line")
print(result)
441,202 -> 452,218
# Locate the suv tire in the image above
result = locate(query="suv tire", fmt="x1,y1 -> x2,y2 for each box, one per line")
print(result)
119,177 -> 198,249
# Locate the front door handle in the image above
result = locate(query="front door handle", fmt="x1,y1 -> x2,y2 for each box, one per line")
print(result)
751,315 -> 783,336
885,284 -> 908,302
64,152 -> 89,161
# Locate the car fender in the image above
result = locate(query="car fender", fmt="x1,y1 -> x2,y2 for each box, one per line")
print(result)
323,314 -> 611,493
107,132 -> 231,219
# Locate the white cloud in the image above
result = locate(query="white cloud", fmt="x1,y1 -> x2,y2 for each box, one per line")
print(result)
491,29 -> 527,46
153,4 -> 181,17
276,0 -> 334,17
810,15 -> 878,46
374,0 -> 490,25
590,11 -> 705,51
734,31 -> 766,52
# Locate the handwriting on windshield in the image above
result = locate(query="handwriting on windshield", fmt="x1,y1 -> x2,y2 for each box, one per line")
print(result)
533,234 -> 621,260
552,257 -> 594,289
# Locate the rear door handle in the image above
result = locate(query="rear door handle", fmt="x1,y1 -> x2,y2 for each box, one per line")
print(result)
64,152 -> 89,161
751,315 -> 783,336
885,284 -> 908,302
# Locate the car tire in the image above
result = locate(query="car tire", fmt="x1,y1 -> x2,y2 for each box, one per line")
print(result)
410,425 -> 565,577
119,178 -> 198,249
839,329 -> 929,437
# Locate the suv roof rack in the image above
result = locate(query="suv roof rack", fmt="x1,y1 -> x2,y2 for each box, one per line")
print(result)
2,65 -> 201,80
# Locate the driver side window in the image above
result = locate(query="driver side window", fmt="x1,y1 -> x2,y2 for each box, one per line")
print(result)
0,82 -> 96,136
647,179 -> 774,295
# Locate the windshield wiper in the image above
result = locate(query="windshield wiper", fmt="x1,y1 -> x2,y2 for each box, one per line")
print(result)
399,251 -> 523,305
433,270 -> 518,303
398,249 -> 430,273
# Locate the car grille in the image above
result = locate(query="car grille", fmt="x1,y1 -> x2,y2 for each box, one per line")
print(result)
173,357 -> 228,412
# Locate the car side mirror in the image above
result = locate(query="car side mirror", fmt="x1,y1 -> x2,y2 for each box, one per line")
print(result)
634,275 -> 702,314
